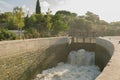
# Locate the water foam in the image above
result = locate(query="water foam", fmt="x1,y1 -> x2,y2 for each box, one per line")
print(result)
34,49 -> 101,80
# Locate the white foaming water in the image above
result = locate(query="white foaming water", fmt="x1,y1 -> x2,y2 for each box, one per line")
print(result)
34,49 -> 101,80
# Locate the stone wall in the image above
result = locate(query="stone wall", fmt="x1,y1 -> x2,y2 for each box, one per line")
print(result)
0,37 -> 70,80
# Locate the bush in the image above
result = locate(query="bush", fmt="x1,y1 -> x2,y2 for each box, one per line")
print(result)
0,28 -> 17,41
24,28 -> 40,39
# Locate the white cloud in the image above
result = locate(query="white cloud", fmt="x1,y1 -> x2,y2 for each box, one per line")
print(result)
22,5 -> 28,12
0,0 -> 13,12
58,0 -> 65,5
22,5 -> 26,9
41,0 -> 66,5
22,5 -> 27,12
41,1 -> 50,7
1,0 -> 120,22
0,0 -> 13,8
0,8 -> 3,13
40,1 -> 50,12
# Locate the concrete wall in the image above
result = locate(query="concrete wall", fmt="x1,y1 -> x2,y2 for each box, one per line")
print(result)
0,37 -> 70,80
95,38 -> 114,71
68,37 -> 116,79
96,37 -> 120,80
96,38 -> 114,56
0,36 -> 119,80
64,37 -> 118,80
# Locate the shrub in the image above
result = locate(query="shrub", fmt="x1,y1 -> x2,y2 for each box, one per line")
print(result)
24,28 -> 40,39
0,28 -> 17,41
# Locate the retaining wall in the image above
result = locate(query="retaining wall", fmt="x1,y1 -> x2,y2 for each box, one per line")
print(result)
96,37 -> 120,80
95,38 -> 114,71
0,37 -> 70,80
0,36 -> 119,80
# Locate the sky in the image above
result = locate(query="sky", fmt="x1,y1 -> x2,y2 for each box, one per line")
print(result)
0,0 -> 120,22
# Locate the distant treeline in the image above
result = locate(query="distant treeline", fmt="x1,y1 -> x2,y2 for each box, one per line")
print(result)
0,7 -> 120,40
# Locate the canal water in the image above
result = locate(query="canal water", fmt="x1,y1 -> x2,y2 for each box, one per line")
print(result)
34,49 -> 101,80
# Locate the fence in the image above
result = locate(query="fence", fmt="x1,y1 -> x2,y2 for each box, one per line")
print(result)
70,32 -> 97,43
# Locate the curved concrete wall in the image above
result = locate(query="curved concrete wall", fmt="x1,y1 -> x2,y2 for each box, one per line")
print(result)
0,36 -> 119,80
65,37 -> 116,79
0,37 -> 70,80
96,38 -> 114,56
96,37 -> 120,80
95,38 -> 114,71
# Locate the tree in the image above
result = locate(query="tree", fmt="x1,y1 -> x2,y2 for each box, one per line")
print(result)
71,18 -> 93,32
13,7 -> 25,29
0,13 -> 6,23
56,10 -> 72,16
13,7 -> 25,38
34,13 -> 46,31
52,14 -> 68,35
25,13 -> 46,31
55,10 -> 77,28
24,13 -> 30,29
0,12 -> 12,23
36,0 -> 41,14
45,9 -> 52,31
7,17 -> 16,29
85,11 -> 100,24
27,14 -> 37,27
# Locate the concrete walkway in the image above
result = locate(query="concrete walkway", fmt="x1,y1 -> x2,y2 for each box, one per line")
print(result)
96,36 -> 120,80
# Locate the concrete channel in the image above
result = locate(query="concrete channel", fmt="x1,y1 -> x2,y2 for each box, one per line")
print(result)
0,37 -> 117,80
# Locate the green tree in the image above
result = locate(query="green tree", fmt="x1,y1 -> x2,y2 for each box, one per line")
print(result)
7,17 -> 16,29
12,7 -> 25,38
55,10 -> 77,31
85,11 -> 100,24
56,10 -> 72,16
55,10 -> 77,24
52,14 -> 68,35
24,14 -> 29,29
13,7 -> 25,29
0,12 -> 13,23
71,18 -> 93,32
28,14 -> 37,27
25,13 -> 46,31
36,0 -> 41,14
45,9 -> 52,31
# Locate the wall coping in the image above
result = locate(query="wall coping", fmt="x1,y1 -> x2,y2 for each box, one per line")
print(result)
0,36 -> 70,44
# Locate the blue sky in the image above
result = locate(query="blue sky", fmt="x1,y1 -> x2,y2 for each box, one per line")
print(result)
0,0 -> 120,22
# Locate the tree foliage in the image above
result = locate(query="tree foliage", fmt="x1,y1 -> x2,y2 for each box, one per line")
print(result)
1,7 -> 120,40
0,12 -> 13,23
13,7 -> 25,29
52,14 -> 68,34
45,9 -> 52,31
36,0 -> 41,14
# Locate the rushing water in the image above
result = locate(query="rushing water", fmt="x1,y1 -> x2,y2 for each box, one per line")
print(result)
34,49 -> 101,80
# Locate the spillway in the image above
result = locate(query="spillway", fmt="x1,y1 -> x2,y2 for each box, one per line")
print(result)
33,49 -> 101,80
0,37 -> 113,80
